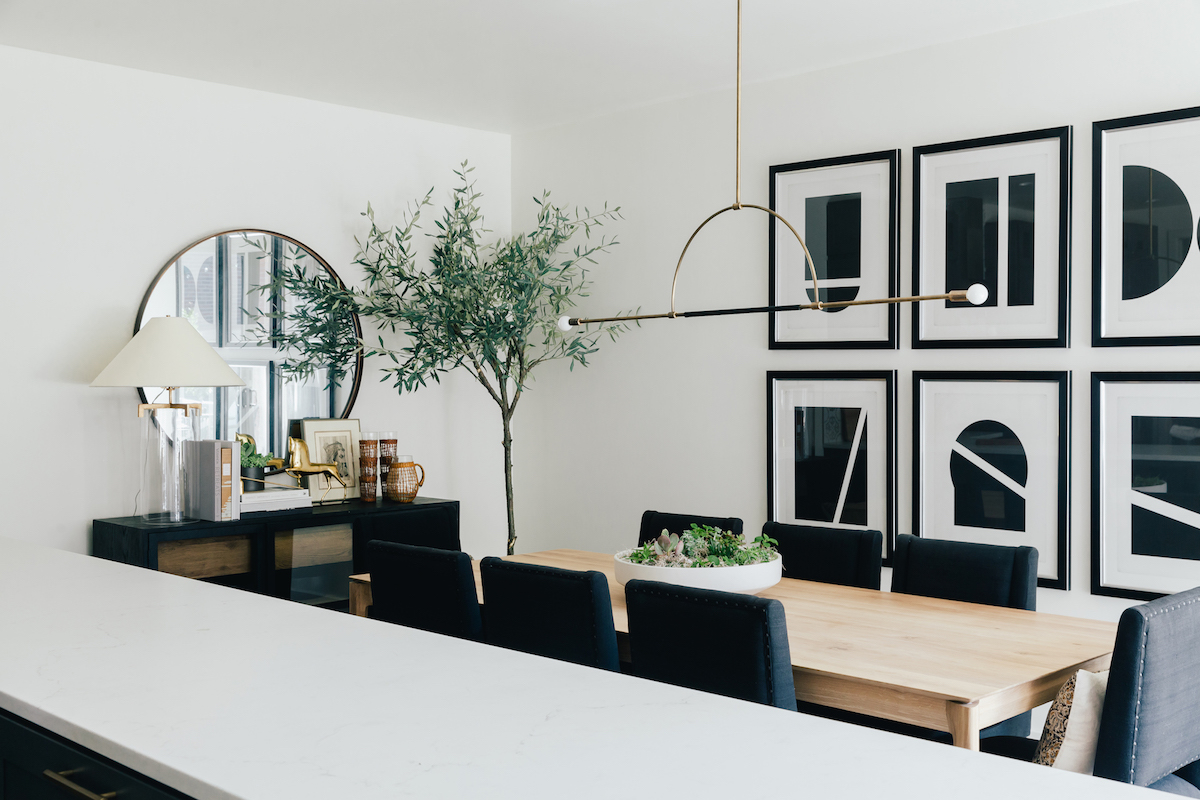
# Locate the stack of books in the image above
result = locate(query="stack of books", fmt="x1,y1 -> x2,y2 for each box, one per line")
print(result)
240,486 -> 312,514
184,440 -> 239,522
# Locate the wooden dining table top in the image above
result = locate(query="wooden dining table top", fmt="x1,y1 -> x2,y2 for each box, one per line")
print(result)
454,549 -> 1119,707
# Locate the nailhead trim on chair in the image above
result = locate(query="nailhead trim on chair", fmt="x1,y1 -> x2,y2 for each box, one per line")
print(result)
1131,594 -> 1200,784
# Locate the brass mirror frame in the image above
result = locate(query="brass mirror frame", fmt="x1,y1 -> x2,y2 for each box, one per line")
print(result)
134,228 -> 364,419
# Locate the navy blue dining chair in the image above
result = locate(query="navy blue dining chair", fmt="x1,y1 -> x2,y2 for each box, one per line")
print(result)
984,585 -> 1200,796
353,503 -> 461,573
892,534 -> 1038,739
764,522 -> 883,590
891,533 -> 1037,611
479,557 -> 620,671
638,510 -> 743,546
366,540 -> 482,641
624,579 -> 795,710
803,534 -> 1038,740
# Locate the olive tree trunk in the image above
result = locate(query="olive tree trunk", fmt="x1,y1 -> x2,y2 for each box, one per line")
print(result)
502,411 -> 516,556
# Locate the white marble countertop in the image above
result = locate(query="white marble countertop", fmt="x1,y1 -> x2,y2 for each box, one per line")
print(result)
0,537 -> 1154,799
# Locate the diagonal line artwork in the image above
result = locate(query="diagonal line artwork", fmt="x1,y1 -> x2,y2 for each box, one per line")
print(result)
794,405 -> 869,526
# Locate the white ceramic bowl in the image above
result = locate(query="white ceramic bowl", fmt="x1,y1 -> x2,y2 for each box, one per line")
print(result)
613,550 -> 783,595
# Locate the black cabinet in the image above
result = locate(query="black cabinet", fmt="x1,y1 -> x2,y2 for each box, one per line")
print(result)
0,707 -> 194,800
93,497 -> 458,611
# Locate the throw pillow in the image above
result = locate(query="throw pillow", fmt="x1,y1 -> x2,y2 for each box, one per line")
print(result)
1033,668 -> 1110,774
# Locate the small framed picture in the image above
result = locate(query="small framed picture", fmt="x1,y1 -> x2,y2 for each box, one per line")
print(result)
1094,106 -> 1200,346
769,150 -> 899,349
913,127 -> 1071,348
913,372 -> 1070,589
1092,374 -> 1200,599
767,371 -> 896,560
299,418 -> 361,502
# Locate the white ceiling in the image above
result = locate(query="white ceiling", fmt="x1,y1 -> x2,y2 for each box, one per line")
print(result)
0,0 -> 1139,133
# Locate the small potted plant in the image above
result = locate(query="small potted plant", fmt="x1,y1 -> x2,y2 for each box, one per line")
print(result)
614,524 -> 783,595
240,441 -> 275,493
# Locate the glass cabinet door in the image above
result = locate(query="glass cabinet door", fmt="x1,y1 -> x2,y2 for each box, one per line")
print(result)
273,524 -> 352,610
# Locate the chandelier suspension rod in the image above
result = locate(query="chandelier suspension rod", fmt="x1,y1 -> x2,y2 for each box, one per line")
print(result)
735,0 -> 742,207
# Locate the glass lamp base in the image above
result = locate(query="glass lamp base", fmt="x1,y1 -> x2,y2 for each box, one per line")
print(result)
139,407 -> 195,523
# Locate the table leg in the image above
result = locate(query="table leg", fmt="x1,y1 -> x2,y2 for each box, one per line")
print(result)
349,581 -> 372,617
947,701 -> 980,750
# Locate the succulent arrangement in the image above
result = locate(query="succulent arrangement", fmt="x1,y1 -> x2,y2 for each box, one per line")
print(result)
240,441 -> 275,469
621,524 -> 779,569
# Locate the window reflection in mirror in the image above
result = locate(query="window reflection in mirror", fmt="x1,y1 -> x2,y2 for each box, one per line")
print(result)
137,231 -> 362,455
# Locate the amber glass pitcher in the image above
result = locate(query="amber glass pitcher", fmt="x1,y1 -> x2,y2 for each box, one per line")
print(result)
386,456 -> 425,503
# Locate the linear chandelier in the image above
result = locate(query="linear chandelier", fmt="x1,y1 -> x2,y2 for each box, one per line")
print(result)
558,0 -> 986,333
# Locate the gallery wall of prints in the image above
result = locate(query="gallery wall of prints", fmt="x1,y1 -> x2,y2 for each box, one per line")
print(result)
767,105 -> 1200,599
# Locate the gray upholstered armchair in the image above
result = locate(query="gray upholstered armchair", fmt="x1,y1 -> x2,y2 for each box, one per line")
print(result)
986,584 -> 1200,796
1093,585 -> 1200,795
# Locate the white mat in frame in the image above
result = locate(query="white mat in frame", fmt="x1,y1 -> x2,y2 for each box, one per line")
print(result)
1092,373 -> 1200,599
298,418 -> 361,502
1094,107 -> 1200,345
913,128 -> 1071,348
913,372 -> 1069,589
768,371 -> 895,560
769,151 -> 899,349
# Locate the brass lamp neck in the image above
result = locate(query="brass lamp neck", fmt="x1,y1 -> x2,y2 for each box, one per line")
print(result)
137,387 -> 202,418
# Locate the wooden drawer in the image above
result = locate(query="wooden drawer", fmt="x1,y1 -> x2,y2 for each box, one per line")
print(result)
0,709 -> 194,800
274,525 -> 352,570
157,534 -> 252,579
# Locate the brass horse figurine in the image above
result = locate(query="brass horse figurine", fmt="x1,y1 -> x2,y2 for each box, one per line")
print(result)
285,437 -> 347,489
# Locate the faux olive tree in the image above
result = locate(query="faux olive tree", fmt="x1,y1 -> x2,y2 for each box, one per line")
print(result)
266,165 -> 626,554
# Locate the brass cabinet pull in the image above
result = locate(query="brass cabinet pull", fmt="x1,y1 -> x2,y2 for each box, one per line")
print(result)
42,769 -> 118,799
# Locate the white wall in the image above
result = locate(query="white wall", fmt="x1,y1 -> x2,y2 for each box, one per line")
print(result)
510,0 -> 1200,621
0,45 -> 512,558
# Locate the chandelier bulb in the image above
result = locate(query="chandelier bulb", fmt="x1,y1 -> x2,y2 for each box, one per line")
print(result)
557,316 -> 574,332
966,284 -> 989,306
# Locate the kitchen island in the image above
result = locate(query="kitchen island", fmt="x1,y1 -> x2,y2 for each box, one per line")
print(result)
0,537 -> 1154,799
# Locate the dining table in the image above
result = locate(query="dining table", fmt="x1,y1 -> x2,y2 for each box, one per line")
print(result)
348,548 -> 1117,751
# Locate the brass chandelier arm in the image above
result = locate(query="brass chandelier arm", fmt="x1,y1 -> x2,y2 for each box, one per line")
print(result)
670,203 -> 820,317
569,289 -> 974,327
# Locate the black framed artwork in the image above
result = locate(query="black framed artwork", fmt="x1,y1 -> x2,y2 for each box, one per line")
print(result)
913,371 -> 1070,589
767,371 -> 896,561
769,151 -> 899,349
1093,106 -> 1200,346
1092,373 -> 1200,599
913,128 -> 1071,348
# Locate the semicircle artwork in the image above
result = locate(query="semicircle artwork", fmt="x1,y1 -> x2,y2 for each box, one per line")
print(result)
1123,165 -> 1193,300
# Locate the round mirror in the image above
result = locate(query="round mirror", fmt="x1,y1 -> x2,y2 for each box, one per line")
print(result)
136,230 -> 363,456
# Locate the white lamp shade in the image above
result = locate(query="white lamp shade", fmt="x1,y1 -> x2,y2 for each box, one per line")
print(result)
91,316 -> 245,388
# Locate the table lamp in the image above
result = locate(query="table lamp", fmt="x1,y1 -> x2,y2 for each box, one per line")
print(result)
91,316 -> 245,523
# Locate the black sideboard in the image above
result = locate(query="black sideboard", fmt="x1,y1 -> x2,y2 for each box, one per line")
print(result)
93,497 -> 458,611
